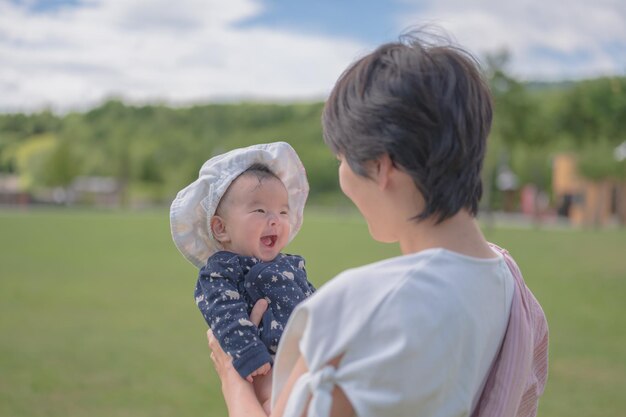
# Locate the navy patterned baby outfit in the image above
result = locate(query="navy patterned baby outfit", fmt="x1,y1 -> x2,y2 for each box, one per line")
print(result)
194,251 -> 315,378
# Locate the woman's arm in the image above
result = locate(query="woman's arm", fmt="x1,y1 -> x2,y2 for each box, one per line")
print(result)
207,300 -> 269,417
207,302 -> 354,417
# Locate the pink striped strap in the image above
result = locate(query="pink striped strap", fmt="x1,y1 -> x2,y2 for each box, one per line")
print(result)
472,243 -> 549,417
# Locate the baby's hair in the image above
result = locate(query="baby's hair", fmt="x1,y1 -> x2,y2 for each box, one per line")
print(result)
243,163 -> 279,183
322,29 -> 493,224
215,163 -> 280,216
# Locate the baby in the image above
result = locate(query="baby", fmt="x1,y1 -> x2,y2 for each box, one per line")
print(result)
170,142 -> 315,383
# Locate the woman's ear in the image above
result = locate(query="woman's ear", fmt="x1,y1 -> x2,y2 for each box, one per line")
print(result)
375,153 -> 394,190
210,215 -> 229,243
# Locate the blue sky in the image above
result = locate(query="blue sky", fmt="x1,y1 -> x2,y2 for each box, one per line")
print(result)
236,1 -> 417,44
1,0 -> 625,112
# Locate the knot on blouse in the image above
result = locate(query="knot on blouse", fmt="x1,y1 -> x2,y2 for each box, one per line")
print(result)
283,365 -> 337,417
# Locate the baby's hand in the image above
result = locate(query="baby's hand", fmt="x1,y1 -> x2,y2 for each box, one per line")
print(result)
246,362 -> 271,383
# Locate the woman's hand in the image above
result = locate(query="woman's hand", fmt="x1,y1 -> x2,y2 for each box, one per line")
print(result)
207,299 -> 271,413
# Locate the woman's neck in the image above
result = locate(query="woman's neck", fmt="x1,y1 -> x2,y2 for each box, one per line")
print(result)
398,210 -> 496,259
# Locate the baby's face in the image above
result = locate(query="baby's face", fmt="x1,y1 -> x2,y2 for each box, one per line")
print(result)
217,175 -> 291,262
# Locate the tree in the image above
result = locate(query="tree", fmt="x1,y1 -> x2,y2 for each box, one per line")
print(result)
559,77 -> 626,146
43,139 -> 81,188
7,134 -> 57,190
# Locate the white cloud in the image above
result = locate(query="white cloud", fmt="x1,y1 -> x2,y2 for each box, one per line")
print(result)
397,0 -> 626,80
0,0 -> 365,112
1,0 -> 625,112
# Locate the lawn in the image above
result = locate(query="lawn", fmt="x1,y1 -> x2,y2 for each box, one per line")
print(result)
0,209 -> 624,417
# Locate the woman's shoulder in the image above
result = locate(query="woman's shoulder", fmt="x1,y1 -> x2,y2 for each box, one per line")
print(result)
312,245 -> 510,293
298,248 -> 513,343
304,248 -> 499,311
317,251 -> 437,291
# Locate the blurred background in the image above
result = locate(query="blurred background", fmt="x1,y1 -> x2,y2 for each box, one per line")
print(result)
0,1 -> 625,416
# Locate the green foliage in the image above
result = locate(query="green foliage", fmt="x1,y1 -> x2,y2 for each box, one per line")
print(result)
43,139 -> 82,187
559,77 -> 626,145
509,145 -> 553,190
0,101 -> 333,204
578,139 -> 626,181
5,134 -> 58,190
482,51 -> 625,191
482,51 -> 557,207
0,70 -> 624,205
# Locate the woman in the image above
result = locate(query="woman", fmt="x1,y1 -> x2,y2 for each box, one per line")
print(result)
206,32 -> 548,417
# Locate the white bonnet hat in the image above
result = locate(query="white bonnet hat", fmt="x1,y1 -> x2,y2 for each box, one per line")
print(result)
170,141 -> 309,268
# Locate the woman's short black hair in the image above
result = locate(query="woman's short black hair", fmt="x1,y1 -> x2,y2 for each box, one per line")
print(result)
322,31 -> 493,223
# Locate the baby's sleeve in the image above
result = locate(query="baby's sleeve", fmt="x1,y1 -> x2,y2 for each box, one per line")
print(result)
195,261 -> 272,378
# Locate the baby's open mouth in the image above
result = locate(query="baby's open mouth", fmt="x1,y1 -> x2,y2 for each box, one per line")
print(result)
261,235 -> 277,247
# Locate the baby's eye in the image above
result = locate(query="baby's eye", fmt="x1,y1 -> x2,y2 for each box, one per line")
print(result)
280,210 -> 289,215
254,209 -> 265,213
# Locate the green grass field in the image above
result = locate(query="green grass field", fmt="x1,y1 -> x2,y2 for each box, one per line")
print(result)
1,209 -> 624,417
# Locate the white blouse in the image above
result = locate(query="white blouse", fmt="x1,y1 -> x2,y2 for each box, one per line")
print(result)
272,248 -> 515,417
